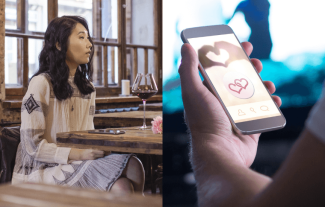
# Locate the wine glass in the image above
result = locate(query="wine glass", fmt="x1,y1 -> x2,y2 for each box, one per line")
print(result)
132,73 -> 158,129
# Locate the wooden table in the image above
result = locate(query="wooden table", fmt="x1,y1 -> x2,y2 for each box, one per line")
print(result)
94,111 -> 162,128
56,127 -> 162,155
0,183 -> 162,207
56,127 -> 163,194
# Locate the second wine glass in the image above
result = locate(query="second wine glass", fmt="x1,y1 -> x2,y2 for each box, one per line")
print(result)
132,73 -> 158,129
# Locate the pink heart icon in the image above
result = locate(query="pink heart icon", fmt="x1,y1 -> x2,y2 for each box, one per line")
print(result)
228,78 -> 249,94
228,83 -> 243,94
235,78 -> 248,89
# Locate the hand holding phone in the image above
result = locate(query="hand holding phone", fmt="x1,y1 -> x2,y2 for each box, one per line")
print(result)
179,25 -> 283,166
181,25 -> 285,135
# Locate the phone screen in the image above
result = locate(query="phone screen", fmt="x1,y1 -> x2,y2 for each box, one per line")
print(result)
188,34 -> 282,123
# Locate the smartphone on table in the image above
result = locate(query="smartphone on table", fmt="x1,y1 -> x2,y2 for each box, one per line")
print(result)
181,25 -> 286,135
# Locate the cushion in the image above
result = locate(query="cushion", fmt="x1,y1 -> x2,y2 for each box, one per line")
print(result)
0,126 -> 20,183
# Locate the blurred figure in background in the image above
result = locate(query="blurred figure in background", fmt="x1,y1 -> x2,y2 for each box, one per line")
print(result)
228,0 -> 272,59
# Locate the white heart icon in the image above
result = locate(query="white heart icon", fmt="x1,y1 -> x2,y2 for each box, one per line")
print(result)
205,49 -> 229,65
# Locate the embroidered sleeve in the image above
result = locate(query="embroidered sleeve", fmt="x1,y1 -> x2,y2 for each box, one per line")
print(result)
21,75 -> 71,164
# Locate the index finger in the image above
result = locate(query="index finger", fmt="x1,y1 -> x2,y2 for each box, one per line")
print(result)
241,42 -> 253,56
241,42 -> 263,73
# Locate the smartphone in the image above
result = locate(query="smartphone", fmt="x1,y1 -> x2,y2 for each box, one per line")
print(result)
181,25 -> 286,135
88,129 -> 125,135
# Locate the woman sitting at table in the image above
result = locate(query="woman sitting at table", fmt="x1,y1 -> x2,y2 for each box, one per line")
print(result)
12,16 -> 145,194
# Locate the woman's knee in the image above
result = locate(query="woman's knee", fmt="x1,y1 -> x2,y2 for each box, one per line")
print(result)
128,156 -> 144,173
111,177 -> 134,193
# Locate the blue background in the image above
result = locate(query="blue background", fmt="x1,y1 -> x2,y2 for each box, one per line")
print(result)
163,1 -> 325,206
164,0 -> 325,114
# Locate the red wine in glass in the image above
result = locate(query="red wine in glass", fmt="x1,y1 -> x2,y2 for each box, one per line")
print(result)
133,86 -> 158,100
132,73 -> 158,129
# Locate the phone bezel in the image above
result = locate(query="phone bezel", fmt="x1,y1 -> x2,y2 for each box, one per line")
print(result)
181,25 -> 286,135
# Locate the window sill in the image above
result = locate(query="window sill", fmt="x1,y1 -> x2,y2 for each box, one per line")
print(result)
2,95 -> 162,109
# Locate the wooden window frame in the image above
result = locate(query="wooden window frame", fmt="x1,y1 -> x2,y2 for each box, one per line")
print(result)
5,0 -> 162,99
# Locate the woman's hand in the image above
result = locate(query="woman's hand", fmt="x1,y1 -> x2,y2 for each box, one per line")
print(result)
179,42 -> 281,167
79,149 -> 105,160
69,148 -> 105,161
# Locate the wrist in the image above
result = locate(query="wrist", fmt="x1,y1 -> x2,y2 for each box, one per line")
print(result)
190,131 -> 246,171
76,149 -> 82,160
68,148 -> 82,161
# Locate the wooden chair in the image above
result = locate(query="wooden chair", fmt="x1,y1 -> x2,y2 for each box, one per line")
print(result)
155,163 -> 163,193
0,126 -> 20,183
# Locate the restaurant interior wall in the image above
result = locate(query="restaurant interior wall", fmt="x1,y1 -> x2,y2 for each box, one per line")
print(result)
0,0 -> 12,126
0,0 -> 162,127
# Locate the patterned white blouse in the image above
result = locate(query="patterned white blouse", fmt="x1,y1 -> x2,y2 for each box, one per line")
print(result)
12,74 -> 132,191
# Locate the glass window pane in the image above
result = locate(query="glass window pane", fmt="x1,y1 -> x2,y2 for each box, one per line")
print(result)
28,39 -> 43,78
126,48 -> 132,82
126,0 -> 155,45
136,48 -> 144,74
101,0 -> 118,40
130,48 -> 157,84
58,0 -> 93,36
5,0 -> 18,30
28,0 -> 48,32
148,49 -> 158,85
92,45 -> 103,86
5,36 -> 22,86
107,46 -> 118,85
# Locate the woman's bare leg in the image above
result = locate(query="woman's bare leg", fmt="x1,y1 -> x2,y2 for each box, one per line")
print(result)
122,156 -> 145,193
110,177 -> 134,194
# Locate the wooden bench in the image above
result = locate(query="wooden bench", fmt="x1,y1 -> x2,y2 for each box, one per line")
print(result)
0,182 -> 162,207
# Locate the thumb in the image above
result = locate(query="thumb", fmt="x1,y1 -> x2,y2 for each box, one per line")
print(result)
178,43 -> 206,96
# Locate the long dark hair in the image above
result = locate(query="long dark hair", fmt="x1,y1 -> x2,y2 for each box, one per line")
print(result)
32,16 -> 95,101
